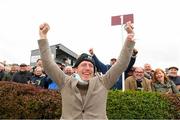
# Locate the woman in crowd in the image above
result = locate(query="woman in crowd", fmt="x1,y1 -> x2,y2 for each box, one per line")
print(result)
151,68 -> 179,94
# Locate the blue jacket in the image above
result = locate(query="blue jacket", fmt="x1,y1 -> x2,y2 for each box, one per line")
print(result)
92,55 -> 136,89
48,81 -> 59,90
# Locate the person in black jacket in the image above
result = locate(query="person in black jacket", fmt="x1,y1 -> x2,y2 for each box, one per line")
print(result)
12,63 -> 32,84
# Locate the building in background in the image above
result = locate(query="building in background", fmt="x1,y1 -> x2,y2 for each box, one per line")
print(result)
30,43 -> 78,66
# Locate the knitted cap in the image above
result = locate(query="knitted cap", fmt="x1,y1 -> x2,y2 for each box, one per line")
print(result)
73,53 -> 95,68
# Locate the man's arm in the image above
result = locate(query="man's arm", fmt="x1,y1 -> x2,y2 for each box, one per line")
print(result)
38,23 -> 66,89
89,48 -> 109,74
125,49 -> 138,78
103,22 -> 135,89
126,57 -> 136,72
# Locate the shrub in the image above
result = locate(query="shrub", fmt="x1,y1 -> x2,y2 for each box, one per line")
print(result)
0,81 -> 179,119
107,90 -> 180,119
163,93 -> 180,118
0,81 -> 62,119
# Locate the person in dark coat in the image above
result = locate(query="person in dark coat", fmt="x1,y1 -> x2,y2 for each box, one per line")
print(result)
12,63 -> 32,84
168,66 -> 180,91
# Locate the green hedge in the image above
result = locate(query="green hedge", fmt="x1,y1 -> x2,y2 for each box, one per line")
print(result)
107,90 -> 180,119
0,81 -> 179,119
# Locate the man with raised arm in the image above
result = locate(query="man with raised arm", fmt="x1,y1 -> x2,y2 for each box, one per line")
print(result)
37,22 -> 135,119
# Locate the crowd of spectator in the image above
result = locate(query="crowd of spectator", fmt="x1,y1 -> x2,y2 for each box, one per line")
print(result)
125,64 -> 180,94
0,59 -> 74,90
0,21 -> 179,94
0,19 -> 179,120
0,57 -> 180,94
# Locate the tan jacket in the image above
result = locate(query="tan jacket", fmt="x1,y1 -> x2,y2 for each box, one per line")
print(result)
38,39 -> 135,119
125,76 -> 152,91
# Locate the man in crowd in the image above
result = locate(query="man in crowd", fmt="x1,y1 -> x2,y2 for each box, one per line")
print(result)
37,21 -> 135,119
125,67 -> 152,91
12,63 -> 32,84
144,63 -> 154,80
168,66 -> 180,91
2,64 -> 19,81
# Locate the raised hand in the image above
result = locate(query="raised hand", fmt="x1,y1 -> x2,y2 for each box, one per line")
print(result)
132,48 -> 138,56
89,48 -> 94,56
39,23 -> 50,39
124,21 -> 134,34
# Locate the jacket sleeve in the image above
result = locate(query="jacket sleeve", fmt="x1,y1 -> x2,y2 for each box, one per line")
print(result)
145,79 -> 152,92
125,57 -> 136,78
125,77 -> 131,90
92,55 -> 109,74
38,39 -> 66,89
151,82 -> 156,92
102,39 -> 135,89
170,80 -> 180,94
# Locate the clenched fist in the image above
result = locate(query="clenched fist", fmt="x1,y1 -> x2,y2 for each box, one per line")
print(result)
89,48 -> 94,56
124,21 -> 134,34
39,23 -> 50,39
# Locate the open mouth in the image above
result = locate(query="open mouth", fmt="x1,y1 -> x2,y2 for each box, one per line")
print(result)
157,76 -> 163,80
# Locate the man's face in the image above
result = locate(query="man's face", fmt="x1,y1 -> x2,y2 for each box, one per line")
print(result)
168,68 -> 178,77
19,66 -> 27,72
144,64 -> 152,73
133,67 -> 144,80
75,61 -> 94,81
64,66 -> 74,76
11,66 -> 18,73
